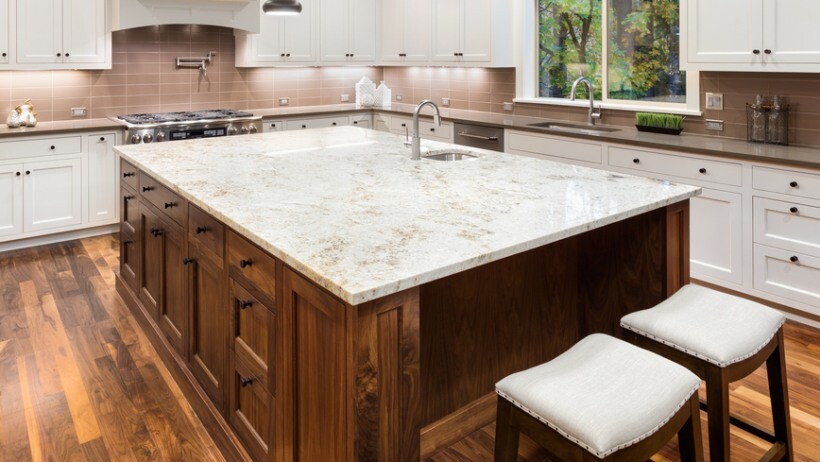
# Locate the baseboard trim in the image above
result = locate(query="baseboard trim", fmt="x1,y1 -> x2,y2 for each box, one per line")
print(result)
420,392 -> 498,459
0,224 -> 119,252
115,274 -> 251,462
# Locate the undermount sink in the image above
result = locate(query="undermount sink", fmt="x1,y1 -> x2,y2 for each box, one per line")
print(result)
423,149 -> 479,161
528,122 -> 620,135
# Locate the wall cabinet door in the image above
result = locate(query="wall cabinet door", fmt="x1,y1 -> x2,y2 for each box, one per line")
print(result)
763,0 -> 820,64
0,164 -> 23,238
349,0 -> 376,62
379,0 -> 404,61
282,0 -> 316,62
16,0 -> 62,64
402,0 -> 431,62
22,156 -> 83,233
0,0 -> 9,64
62,0 -> 106,64
189,241 -> 228,411
319,0 -> 350,62
690,188 -> 744,285
686,0 -> 764,64
461,0 -> 491,62
431,0 -> 461,61
88,134 -> 118,224
251,16 -> 285,63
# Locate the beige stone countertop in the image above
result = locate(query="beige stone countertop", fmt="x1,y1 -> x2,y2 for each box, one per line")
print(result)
115,126 -> 699,305
0,118 -> 122,138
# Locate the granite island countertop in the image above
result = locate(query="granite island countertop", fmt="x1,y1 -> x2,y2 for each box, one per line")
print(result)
118,127 -> 700,305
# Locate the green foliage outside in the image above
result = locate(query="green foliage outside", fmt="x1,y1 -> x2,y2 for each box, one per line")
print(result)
538,0 -> 686,104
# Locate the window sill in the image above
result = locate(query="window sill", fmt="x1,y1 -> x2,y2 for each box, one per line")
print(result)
513,97 -> 703,117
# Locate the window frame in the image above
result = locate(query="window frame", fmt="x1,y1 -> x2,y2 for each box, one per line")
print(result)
515,0 -> 702,116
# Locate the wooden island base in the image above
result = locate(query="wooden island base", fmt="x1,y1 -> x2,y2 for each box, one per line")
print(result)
117,160 -> 690,462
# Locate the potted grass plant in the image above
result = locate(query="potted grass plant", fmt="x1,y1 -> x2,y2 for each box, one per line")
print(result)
635,112 -> 684,135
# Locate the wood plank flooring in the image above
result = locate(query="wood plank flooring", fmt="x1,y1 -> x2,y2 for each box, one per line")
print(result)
0,235 -> 223,462
0,234 -> 818,461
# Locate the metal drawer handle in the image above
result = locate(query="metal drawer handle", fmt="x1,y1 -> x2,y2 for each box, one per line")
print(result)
196,226 -> 207,234
239,259 -> 253,269
457,132 -> 499,141
164,202 -> 176,209
142,186 -> 154,192
123,172 -> 136,178
240,377 -> 255,388
183,258 -> 195,265
240,300 -> 254,310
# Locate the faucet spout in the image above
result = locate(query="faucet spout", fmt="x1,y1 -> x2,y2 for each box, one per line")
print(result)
570,76 -> 602,126
411,100 -> 442,160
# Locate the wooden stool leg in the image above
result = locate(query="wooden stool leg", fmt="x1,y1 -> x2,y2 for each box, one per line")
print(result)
678,395 -> 704,462
767,329 -> 794,462
705,367 -> 731,462
494,397 -> 521,462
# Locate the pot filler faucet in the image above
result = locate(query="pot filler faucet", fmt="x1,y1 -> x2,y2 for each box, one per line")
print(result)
570,76 -> 602,126
410,100 -> 442,160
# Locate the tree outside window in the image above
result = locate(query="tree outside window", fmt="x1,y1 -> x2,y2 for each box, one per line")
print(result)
538,0 -> 687,105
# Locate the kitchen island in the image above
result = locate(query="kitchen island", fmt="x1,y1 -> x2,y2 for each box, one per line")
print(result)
114,127 -> 700,462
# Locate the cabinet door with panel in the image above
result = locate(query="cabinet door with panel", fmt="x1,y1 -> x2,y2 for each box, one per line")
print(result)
88,133 -> 118,224
379,0 -> 404,61
139,204 -> 163,319
22,156 -> 83,233
402,0 -> 431,62
62,0 -> 106,64
0,163 -> 23,238
349,0 -> 377,62
461,0 -> 491,62
158,218 -> 187,358
282,0 -> 316,62
249,16 -> 284,63
16,0 -> 62,64
685,0 -> 764,64
690,188 -> 744,285
0,0 -> 9,65
319,0 -> 350,62
189,240 -> 228,411
431,0 -> 461,61
763,0 -> 820,64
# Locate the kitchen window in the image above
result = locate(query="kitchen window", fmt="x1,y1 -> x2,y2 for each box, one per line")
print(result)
517,0 -> 701,115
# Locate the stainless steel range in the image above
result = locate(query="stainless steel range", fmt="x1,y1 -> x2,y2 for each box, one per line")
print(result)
113,110 -> 263,145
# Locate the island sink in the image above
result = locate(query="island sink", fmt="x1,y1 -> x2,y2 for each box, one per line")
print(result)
424,149 -> 479,161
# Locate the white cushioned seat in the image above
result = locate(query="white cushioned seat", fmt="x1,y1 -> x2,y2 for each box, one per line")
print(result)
495,334 -> 701,459
621,284 -> 786,368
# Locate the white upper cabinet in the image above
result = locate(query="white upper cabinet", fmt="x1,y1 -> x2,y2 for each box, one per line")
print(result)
380,0 -> 431,63
0,0 -> 10,65
432,0 -> 492,63
320,0 -> 376,63
682,0 -> 820,71
14,0 -> 110,69
236,0 -> 316,66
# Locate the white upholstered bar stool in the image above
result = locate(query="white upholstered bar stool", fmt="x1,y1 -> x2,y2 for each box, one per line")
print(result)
494,334 -> 703,462
621,284 -> 793,462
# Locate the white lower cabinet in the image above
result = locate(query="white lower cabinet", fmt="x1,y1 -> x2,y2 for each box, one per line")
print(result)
88,133 -> 118,223
690,189 -> 743,285
285,116 -> 349,130
23,156 -> 83,233
0,164 -> 24,237
754,244 -> 820,315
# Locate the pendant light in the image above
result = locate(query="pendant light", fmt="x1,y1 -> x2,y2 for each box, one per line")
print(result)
262,0 -> 303,16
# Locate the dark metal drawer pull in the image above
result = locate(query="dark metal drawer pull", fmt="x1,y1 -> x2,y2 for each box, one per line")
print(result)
196,226 -> 207,234
240,377 -> 254,387
164,202 -> 176,209
458,132 -> 499,142
239,259 -> 253,269
240,300 -> 254,310
142,186 -> 154,192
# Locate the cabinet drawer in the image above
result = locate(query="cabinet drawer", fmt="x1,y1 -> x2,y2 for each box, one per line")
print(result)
753,166 -> 820,201
508,131 -> 602,165
139,172 -> 186,226
349,114 -> 372,129
189,205 -> 225,259
121,159 -> 139,191
0,136 -> 82,161
754,197 -> 820,258
230,280 -> 275,393
754,244 -> 820,314
263,120 -> 284,133
390,117 -> 453,142
229,357 -> 272,462
285,116 -> 349,130
122,188 -> 139,235
609,147 -> 742,186
228,231 -> 278,302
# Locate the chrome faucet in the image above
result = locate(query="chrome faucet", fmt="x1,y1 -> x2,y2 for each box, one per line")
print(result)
570,77 -> 602,126
410,100 -> 442,160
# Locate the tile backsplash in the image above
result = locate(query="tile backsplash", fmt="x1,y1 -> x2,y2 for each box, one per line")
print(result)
1,24 -> 819,148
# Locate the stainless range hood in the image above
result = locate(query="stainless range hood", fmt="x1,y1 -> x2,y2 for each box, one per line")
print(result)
111,0 -> 262,33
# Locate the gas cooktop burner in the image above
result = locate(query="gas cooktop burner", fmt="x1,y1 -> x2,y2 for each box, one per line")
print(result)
117,109 -> 255,125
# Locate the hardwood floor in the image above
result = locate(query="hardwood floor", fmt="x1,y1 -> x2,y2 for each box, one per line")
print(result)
0,235 -> 818,461
0,234 -> 223,461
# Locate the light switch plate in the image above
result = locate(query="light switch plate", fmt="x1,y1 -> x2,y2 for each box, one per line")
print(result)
71,107 -> 87,117
705,119 -> 724,131
441,97 -> 451,106
706,92 -> 724,110
340,94 -> 350,103
279,97 -> 289,106
396,94 -> 403,101
503,102 -> 514,112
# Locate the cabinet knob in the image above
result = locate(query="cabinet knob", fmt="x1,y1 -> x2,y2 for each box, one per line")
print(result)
280,53 -> 285,57
123,240 -> 134,246
332,122 -> 337,126
399,53 -> 407,57
353,121 -> 358,125
183,258 -> 194,265
764,49 -> 772,55
50,145 -> 56,150
789,181 -> 798,188
753,49 -> 761,55
100,137 -> 105,141
239,259 -> 253,269
302,125 -> 307,129
271,123 -> 276,128
240,300 -> 254,310
632,158 -> 640,164
699,168 -> 707,174
57,53 -> 62,57
25,170 -> 30,175
124,195 -> 135,201
790,207 -> 799,214
196,226 -> 207,234
164,202 -> 175,209
150,228 -> 164,237
286,53 -> 291,57
454,52 -> 459,57
142,186 -> 154,192
240,377 -> 255,388
123,172 -> 136,178
65,53 -> 70,57
2,53 -> 6,57
430,128 -> 435,132
790,256 -> 799,263
16,171 -> 21,176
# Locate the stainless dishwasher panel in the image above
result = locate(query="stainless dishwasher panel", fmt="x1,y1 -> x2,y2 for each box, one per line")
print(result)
454,123 -> 505,152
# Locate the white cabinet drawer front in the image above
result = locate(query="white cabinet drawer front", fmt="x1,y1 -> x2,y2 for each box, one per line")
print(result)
690,189 -> 744,284
754,197 -> 820,257
609,146 -> 742,186
390,116 -> 412,133
349,114 -> 372,129
0,136 -> 83,161
507,131 -> 602,165
389,116 -> 453,141
753,166 -> 820,201
285,116 -> 349,130
263,120 -> 285,132
754,244 -> 820,314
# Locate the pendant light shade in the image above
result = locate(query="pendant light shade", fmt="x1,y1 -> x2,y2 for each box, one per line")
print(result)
262,0 -> 303,16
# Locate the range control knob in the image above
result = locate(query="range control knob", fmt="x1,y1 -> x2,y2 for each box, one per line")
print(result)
249,124 -> 258,134
228,126 -> 238,136
155,132 -> 166,142
131,134 -> 142,144
240,125 -> 250,135
143,134 -> 154,143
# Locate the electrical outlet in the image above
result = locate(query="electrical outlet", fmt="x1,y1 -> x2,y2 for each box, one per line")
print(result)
396,94 -> 403,102
503,102 -> 514,112
279,97 -> 289,106
340,94 -> 350,103
705,92 -> 724,110
705,119 -> 724,131
71,107 -> 87,118
441,97 -> 451,107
